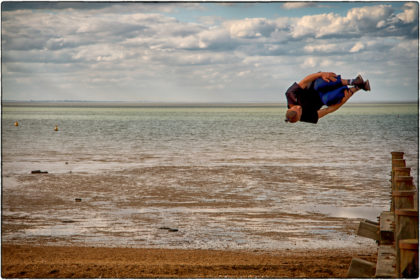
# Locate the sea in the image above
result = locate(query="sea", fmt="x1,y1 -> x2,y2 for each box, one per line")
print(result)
1,103 -> 419,251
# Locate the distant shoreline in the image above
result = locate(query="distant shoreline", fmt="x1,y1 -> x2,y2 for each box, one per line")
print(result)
2,101 -> 285,108
2,100 -> 418,108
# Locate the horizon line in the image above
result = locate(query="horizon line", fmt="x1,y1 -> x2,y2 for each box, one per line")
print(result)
2,100 -> 418,108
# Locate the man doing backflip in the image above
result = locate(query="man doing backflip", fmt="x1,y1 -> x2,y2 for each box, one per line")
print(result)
285,72 -> 370,124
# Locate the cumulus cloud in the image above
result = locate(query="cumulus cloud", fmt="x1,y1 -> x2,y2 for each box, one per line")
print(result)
1,2 -> 418,102
282,2 -> 316,10
291,4 -> 417,39
349,42 -> 365,53
397,2 -> 418,23
304,42 -> 352,55
226,18 -> 276,38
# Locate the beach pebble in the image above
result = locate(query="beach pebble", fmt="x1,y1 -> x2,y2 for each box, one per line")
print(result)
159,227 -> 178,232
31,170 -> 48,174
159,227 -> 171,230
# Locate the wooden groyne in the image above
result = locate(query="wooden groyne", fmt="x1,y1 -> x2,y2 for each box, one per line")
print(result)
347,151 -> 418,278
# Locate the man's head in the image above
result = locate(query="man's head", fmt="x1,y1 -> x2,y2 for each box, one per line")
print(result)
285,105 -> 302,123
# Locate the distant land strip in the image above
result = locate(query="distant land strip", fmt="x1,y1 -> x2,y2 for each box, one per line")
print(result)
2,101 -> 417,108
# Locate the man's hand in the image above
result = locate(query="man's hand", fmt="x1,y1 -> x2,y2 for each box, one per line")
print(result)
321,72 -> 337,83
298,71 -> 337,89
341,89 -> 352,102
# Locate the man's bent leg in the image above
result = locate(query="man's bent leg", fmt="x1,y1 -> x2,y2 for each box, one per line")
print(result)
319,86 -> 348,106
314,75 -> 344,93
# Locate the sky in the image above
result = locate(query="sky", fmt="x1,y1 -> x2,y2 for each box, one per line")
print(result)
1,1 -> 419,103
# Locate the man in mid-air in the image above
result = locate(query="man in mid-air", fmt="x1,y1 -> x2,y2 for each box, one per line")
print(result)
285,72 -> 370,124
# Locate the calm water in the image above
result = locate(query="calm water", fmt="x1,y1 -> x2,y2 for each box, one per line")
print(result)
2,103 -> 419,250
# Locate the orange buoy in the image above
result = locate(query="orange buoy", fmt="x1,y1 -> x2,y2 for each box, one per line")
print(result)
54,125 -> 59,131
14,121 -> 19,126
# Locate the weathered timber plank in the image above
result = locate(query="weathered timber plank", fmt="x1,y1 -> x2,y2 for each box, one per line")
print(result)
357,220 -> 379,241
380,211 -> 395,245
375,245 -> 397,278
399,239 -> 419,278
347,257 -> 376,278
395,209 -> 419,276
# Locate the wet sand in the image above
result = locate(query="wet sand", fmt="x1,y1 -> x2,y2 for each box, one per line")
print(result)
2,168 -> 379,277
2,245 -> 377,278
2,168 -> 380,250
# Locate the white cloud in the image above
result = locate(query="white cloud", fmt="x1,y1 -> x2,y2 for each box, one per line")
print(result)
349,42 -> 365,53
304,43 -> 338,53
237,70 -> 251,77
226,18 -> 276,38
198,28 -> 233,50
292,13 -> 341,38
390,39 -> 419,58
301,57 -> 317,68
397,2 -> 418,23
291,4 -> 416,39
283,2 -> 316,10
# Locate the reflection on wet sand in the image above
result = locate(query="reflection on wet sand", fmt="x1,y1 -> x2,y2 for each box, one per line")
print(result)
2,165 -> 384,251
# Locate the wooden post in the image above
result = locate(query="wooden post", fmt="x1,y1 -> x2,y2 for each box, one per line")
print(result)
392,159 -> 406,169
391,156 -> 406,187
391,160 -> 407,185
395,209 -> 419,242
394,167 -> 411,177
357,220 -> 379,241
375,245 -> 397,278
392,175 -> 415,211
393,168 -> 411,190
366,152 -> 418,278
395,176 -> 415,191
391,159 -> 407,209
393,190 -> 416,211
391,151 -> 405,160
379,211 -> 395,245
391,160 -> 406,185
399,239 -> 419,278
395,209 -> 419,276
392,168 -> 412,193
347,258 -> 376,278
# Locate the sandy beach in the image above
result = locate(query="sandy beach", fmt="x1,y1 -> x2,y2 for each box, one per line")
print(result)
2,245 -> 377,278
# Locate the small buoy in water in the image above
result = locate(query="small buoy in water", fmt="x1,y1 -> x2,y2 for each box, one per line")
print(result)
54,125 -> 59,131
14,121 -> 19,126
